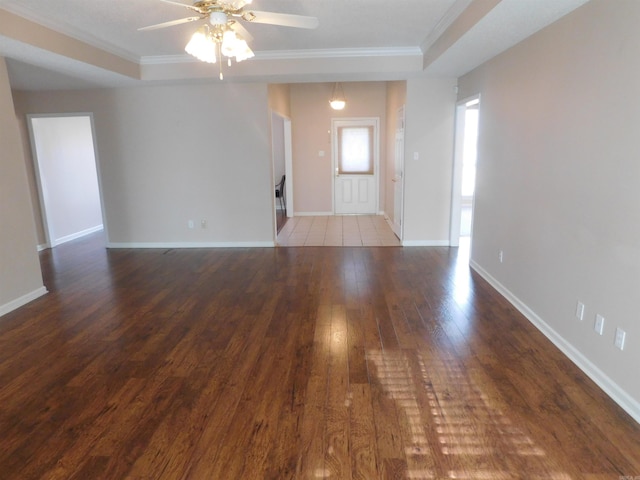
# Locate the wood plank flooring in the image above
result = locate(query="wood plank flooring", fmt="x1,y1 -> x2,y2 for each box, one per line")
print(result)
0,233 -> 639,479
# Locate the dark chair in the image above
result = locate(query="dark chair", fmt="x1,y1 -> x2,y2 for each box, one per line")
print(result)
275,174 -> 286,216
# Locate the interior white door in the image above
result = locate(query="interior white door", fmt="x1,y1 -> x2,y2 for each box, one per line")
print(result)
333,118 -> 379,215
392,106 -> 405,237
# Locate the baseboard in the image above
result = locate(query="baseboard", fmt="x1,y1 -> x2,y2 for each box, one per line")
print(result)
52,225 -> 103,247
106,241 -> 275,249
470,259 -> 640,425
0,286 -> 48,318
402,240 -> 449,247
37,243 -> 49,252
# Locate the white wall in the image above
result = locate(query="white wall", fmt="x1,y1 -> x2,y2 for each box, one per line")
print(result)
30,115 -> 103,246
0,57 -> 46,317
14,82 -> 274,247
458,0 -> 640,419
403,77 -> 457,245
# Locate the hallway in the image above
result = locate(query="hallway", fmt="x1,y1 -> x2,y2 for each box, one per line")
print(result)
277,215 -> 401,247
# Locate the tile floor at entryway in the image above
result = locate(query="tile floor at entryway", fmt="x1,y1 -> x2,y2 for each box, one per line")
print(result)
277,215 -> 401,247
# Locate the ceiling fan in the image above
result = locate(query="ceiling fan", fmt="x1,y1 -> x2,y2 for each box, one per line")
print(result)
139,0 -> 319,78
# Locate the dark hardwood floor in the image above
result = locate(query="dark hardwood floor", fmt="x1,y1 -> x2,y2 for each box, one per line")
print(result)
0,233 -> 638,479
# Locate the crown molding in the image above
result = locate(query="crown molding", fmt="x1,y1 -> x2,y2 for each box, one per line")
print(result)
255,47 -> 423,60
140,46 -> 423,66
0,4 -> 139,63
140,54 -> 198,66
420,0 -> 473,52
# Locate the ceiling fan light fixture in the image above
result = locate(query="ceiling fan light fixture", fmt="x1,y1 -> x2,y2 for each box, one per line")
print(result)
234,38 -> 254,62
140,0 -> 317,78
329,82 -> 347,110
185,26 -> 217,63
221,29 -> 254,62
221,29 -> 237,56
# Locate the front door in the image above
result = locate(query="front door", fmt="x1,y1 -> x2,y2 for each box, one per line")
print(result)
332,118 -> 379,215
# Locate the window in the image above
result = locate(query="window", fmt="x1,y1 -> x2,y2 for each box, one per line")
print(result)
337,126 -> 374,175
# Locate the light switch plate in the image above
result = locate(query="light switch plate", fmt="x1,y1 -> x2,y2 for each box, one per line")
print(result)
614,328 -> 626,350
594,314 -> 605,335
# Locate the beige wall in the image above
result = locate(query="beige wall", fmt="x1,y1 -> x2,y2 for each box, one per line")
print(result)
268,84 -> 291,186
0,9 -> 139,80
403,77 -> 457,244
459,0 -> 640,418
268,83 -> 291,119
289,82 -> 387,214
14,82 -> 275,246
0,57 -> 45,316
15,109 -> 46,245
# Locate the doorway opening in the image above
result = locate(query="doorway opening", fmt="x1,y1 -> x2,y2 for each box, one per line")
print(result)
450,96 -> 480,248
28,114 -> 106,249
270,111 -> 293,236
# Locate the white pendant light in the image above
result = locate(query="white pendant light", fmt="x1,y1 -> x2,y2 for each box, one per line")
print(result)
329,82 -> 347,110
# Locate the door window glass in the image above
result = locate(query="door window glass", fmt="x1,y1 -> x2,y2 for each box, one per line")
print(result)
337,126 -> 374,174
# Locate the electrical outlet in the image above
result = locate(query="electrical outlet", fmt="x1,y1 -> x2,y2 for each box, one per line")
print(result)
594,314 -> 605,335
614,328 -> 626,350
575,301 -> 585,321
201,219 -> 207,229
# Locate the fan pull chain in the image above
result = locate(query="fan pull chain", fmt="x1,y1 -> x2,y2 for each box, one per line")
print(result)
218,43 -> 224,80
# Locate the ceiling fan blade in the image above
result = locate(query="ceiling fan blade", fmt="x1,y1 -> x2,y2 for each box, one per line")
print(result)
230,21 -> 254,43
230,0 -> 252,9
159,0 -> 204,13
244,10 -> 319,29
138,16 -> 201,31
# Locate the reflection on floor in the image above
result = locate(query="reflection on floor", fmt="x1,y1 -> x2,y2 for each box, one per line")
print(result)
277,215 -> 401,247
369,349 -> 571,479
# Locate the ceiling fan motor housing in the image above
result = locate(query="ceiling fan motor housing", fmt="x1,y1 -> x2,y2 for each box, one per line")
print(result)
209,11 -> 228,26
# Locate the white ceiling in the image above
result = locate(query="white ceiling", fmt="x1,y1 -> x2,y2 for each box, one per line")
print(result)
0,0 -> 589,90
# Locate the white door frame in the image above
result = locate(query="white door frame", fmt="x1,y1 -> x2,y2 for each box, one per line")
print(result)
331,117 -> 380,215
392,106 -> 405,239
283,117 -> 293,217
27,112 -> 108,248
449,95 -> 480,246
270,111 -> 293,239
